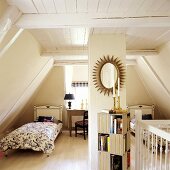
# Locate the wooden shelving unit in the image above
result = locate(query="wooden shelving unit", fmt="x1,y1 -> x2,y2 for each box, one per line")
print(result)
98,110 -> 130,170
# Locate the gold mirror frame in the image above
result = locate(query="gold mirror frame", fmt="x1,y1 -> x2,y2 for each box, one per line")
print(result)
92,55 -> 126,96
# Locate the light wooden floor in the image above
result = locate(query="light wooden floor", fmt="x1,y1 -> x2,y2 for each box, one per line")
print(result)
0,131 -> 88,170
0,131 -> 142,170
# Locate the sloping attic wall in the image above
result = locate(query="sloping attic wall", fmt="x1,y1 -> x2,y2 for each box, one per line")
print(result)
14,66 -> 65,128
126,65 -> 153,106
136,41 -> 170,119
0,30 -> 53,134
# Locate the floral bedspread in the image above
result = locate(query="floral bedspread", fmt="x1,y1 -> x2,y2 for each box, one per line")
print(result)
0,122 -> 62,154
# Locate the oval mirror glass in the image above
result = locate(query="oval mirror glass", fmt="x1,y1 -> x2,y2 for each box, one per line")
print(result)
100,63 -> 117,88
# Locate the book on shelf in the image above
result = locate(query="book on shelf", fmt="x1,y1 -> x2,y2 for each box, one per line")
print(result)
127,113 -> 130,131
110,153 -> 128,170
117,118 -> 122,134
110,115 -> 114,133
107,136 -> 110,152
110,116 -> 123,134
110,154 -> 122,170
98,134 -> 109,151
127,150 -> 130,168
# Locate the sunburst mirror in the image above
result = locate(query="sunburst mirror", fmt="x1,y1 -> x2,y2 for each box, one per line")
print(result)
92,55 -> 126,96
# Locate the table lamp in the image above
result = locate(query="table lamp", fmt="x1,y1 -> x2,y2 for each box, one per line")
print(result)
64,93 -> 75,109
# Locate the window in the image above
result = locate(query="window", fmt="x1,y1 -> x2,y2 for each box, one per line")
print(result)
72,81 -> 88,109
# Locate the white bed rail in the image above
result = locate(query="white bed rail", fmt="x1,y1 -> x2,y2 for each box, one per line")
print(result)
135,116 -> 170,170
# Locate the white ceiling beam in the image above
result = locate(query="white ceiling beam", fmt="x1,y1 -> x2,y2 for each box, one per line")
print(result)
42,49 -> 88,57
42,49 -> 158,66
16,14 -> 170,28
42,49 -> 158,57
54,60 -> 88,66
0,6 -> 22,43
126,50 -> 158,58
0,28 -> 23,59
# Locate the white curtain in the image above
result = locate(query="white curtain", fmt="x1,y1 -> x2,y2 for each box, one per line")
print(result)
64,65 -> 73,94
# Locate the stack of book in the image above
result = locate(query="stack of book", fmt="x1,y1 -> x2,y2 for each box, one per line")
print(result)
110,115 -> 123,134
98,134 -> 110,152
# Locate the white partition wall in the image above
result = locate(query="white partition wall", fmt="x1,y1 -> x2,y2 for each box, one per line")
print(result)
88,34 -> 126,170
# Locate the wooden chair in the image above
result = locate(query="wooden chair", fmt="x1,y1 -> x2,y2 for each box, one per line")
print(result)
75,111 -> 88,140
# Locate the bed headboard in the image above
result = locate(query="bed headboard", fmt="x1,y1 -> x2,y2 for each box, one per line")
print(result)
128,104 -> 155,119
34,105 -> 63,121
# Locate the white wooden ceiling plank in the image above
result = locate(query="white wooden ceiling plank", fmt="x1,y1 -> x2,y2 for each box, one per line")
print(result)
125,27 -> 170,50
88,0 -> 100,13
97,0 -> 111,13
29,29 -> 49,50
54,0 -> 66,13
7,0 -> 38,13
77,0 -> 88,13
119,0 -> 137,14
32,0 -> 46,13
63,28 -> 72,46
70,28 -> 85,45
124,0 -> 145,16
108,0 -> 122,13
149,0 -> 167,11
158,1 -> 170,13
126,28 -> 168,40
42,0 -> 56,13
50,29 -> 71,48
50,29 -> 65,47
126,36 -> 155,50
65,0 -> 76,13
137,0 -> 155,14
45,29 -> 58,49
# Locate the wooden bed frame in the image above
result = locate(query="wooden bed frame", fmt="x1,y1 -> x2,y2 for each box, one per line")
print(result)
1,105 -> 63,157
34,105 -> 63,121
128,104 -> 155,133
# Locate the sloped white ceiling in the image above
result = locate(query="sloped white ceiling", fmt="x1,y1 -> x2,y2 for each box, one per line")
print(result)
135,42 -> 170,119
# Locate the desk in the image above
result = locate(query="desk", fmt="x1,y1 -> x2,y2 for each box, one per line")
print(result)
67,109 -> 85,137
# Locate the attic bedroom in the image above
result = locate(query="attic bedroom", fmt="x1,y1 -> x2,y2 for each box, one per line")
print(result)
0,0 -> 170,170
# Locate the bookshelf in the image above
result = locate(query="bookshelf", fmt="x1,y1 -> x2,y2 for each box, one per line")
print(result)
98,110 -> 130,170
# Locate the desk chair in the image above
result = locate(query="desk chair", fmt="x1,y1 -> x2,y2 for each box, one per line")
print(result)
75,111 -> 88,140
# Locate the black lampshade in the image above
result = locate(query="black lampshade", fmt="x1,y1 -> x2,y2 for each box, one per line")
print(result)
64,93 -> 75,100
64,93 -> 75,109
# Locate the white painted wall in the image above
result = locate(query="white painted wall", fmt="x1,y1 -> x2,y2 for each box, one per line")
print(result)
89,34 -> 126,170
0,30 -> 52,133
126,65 -> 153,106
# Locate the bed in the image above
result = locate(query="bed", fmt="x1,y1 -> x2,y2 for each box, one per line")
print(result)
128,104 -> 155,133
0,105 -> 63,155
